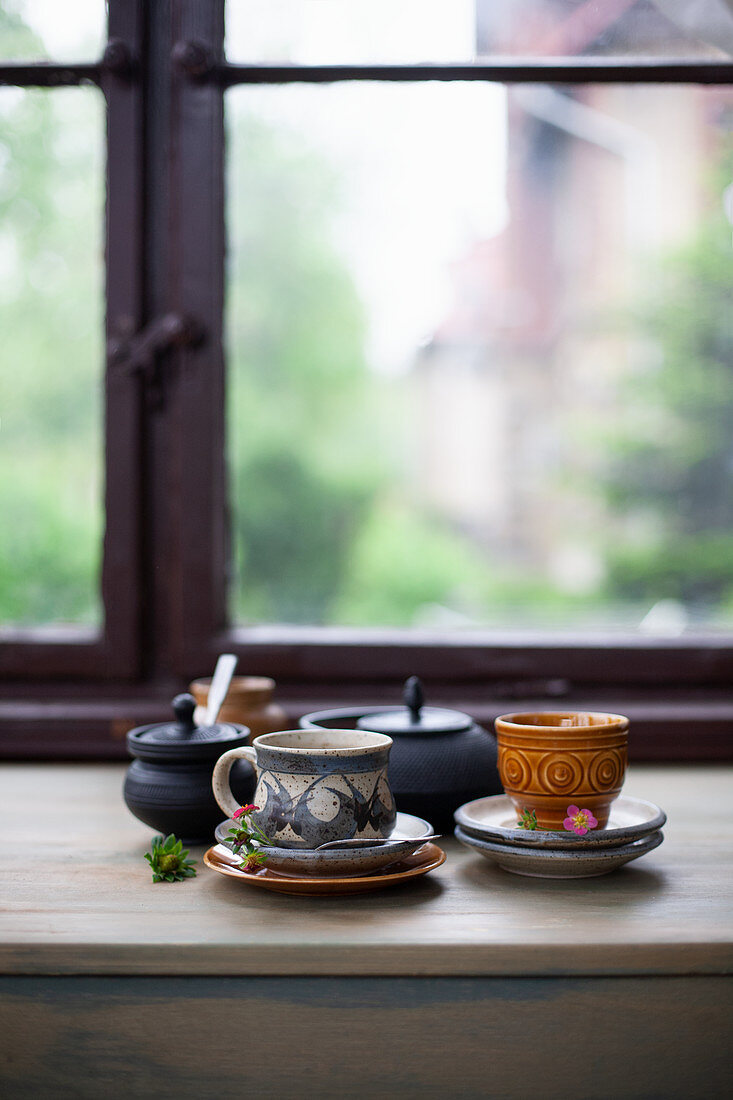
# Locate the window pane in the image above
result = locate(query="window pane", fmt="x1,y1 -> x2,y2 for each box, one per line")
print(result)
0,87 -> 104,626
225,82 -> 733,634
0,0 -> 105,63
225,0 -> 732,64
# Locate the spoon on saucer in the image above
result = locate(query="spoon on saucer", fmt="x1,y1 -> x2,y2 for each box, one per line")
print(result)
315,835 -> 440,852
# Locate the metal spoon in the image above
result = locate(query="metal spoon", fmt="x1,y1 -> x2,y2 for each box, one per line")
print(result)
315,834 -> 440,852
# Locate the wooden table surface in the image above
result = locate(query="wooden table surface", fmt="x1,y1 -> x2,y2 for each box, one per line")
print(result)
1,762 -> 731,978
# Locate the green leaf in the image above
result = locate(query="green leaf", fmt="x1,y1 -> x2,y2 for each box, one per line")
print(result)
144,832 -> 197,883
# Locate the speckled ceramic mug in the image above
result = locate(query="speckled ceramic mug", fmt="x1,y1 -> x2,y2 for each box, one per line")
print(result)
212,729 -> 396,849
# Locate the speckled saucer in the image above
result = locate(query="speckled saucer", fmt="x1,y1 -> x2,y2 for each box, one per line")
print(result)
204,841 -> 446,895
455,824 -> 664,878
214,810 -> 434,876
454,794 -> 666,849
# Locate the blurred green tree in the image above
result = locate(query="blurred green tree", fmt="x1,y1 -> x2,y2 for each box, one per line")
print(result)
601,170 -> 733,612
225,112 -> 496,626
226,113 -> 383,623
0,5 -> 104,624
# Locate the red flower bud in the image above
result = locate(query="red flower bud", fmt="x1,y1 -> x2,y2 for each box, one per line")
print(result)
232,803 -> 259,819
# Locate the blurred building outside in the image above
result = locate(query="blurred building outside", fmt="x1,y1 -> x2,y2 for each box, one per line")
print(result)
409,0 -> 733,622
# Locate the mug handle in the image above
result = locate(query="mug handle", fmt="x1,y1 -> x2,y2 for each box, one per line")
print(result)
212,745 -> 258,820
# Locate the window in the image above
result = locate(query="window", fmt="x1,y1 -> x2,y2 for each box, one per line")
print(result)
1,0 -> 732,760
1,0 -> 141,693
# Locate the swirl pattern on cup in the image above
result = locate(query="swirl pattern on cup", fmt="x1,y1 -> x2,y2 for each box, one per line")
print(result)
537,751 -> 583,794
499,749 -> 531,790
589,748 -> 626,791
497,747 -> 628,796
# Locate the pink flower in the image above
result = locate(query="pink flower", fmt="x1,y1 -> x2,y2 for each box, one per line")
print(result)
232,804 -> 259,819
563,805 -> 598,835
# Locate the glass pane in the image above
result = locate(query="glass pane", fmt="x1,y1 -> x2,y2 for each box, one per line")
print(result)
225,0 -> 732,64
477,0 -> 733,59
226,0 -> 478,64
0,0 -> 105,63
226,81 -> 733,635
0,87 -> 104,626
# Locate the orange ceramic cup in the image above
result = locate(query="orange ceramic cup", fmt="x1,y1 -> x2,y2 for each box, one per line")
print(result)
495,711 -> 629,831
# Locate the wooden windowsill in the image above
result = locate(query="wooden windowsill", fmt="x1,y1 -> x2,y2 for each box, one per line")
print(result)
1,762 -> 731,978
1,689 -> 732,761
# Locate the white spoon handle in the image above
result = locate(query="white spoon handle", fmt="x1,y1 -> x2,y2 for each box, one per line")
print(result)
205,653 -> 238,725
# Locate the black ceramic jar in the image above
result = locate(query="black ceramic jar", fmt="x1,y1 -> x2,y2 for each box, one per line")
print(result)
300,678 -> 502,830
124,694 -> 255,843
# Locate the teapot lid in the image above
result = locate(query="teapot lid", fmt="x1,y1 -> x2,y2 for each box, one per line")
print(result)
356,677 -> 471,737
126,693 -> 250,761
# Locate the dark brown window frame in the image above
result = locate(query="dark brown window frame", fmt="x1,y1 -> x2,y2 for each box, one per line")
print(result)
1,0 -> 732,761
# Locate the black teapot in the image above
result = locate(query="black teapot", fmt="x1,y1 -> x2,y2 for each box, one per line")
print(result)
123,694 -> 255,843
300,678 -> 502,830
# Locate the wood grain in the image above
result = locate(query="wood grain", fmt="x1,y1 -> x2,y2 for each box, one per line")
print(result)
1,975 -> 731,1099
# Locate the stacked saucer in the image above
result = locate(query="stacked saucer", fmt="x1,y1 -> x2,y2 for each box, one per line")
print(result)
206,811 -> 445,895
454,794 -> 666,878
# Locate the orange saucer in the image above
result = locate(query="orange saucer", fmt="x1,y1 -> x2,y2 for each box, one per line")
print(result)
203,841 -> 446,896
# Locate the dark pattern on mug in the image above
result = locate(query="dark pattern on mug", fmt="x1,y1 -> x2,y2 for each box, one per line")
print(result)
254,770 -> 394,848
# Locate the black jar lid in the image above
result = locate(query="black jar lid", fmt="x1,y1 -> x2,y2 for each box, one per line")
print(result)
126,693 -> 250,762
356,677 -> 472,737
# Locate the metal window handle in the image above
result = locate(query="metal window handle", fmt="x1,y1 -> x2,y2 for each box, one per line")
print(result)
107,313 -> 202,374
108,312 -> 203,407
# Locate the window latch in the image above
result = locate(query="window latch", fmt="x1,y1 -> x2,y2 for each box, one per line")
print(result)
107,313 -> 203,407
101,38 -> 134,78
172,40 -> 215,80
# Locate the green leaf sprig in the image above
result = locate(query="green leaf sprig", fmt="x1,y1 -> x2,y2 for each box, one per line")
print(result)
145,833 -> 197,882
517,808 -> 538,831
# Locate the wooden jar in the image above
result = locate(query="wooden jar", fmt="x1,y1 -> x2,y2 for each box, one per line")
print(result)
189,675 -> 288,741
